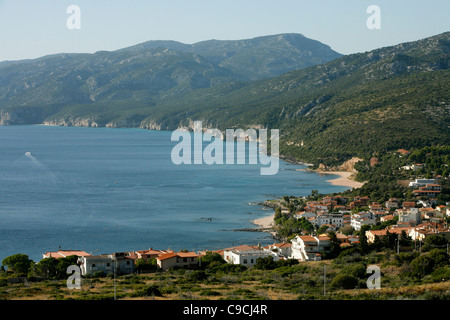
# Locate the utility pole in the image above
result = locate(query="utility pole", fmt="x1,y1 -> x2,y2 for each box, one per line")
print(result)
113,257 -> 117,301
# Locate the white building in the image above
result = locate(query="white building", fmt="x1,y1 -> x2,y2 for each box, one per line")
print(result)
78,252 -> 135,276
315,213 -> 344,228
295,211 -> 316,219
351,216 -> 376,231
409,179 -> 436,188
263,242 -> 292,259
223,245 -> 277,267
398,208 -> 421,225
290,235 -> 330,261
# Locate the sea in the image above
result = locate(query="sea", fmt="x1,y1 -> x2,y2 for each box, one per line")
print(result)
0,125 -> 348,262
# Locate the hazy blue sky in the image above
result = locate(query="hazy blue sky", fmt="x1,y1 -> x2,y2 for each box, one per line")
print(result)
0,0 -> 449,62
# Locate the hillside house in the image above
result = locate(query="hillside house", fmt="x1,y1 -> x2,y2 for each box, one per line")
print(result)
43,250 -> 91,260
409,179 -> 437,188
290,235 -> 330,261
365,227 -> 414,244
263,242 -> 292,259
223,245 -> 276,267
78,252 -> 135,276
314,213 -> 344,228
156,251 -> 199,271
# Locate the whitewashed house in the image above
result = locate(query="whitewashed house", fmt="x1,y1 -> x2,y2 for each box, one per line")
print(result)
315,213 -> 344,228
223,245 -> 277,267
409,179 -> 436,188
78,252 -> 135,276
290,235 -> 330,261
263,242 -> 292,259
398,208 -> 421,225
351,216 -> 376,231
295,211 -> 316,219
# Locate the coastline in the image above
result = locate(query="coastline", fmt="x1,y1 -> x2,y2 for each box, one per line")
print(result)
252,214 -> 277,238
317,171 -> 365,189
251,168 -> 365,239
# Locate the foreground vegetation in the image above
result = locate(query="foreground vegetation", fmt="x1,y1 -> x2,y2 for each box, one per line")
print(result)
0,248 -> 449,300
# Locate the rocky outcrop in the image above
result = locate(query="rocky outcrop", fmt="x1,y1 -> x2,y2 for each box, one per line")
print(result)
43,118 -> 100,127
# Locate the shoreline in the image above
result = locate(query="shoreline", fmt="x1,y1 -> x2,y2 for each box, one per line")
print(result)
252,214 -> 277,238
295,168 -> 365,189
317,170 -> 365,189
251,168 -> 365,239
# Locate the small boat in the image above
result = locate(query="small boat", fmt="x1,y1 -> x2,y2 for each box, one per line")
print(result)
25,152 -> 31,156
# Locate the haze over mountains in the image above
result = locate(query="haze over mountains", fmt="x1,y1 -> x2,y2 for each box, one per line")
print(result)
0,32 -> 449,165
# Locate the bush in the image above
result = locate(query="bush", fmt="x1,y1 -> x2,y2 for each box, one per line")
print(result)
185,270 -> 208,282
0,278 -> 7,287
393,252 -> 420,266
138,285 -> 162,297
427,249 -> 449,267
428,266 -> 450,283
342,263 -> 367,279
331,273 -> 359,290
254,256 -> 277,270
411,255 -> 434,277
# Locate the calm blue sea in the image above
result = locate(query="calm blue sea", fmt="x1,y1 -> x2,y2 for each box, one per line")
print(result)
0,125 -> 348,262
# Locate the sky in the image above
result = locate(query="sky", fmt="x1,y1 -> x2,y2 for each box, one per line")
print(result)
0,0 -> 449,62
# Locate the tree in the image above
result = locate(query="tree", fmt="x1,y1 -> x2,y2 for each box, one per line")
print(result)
325,231 -> 342,259
317,225 -> 329,235
427,249 -> 449,268
56,255 -> 79,279
200,252 -> 225,269
372,235 -> 383,252
136,258 -> 157,272
382,230 -> 397,250
274,207 -> 282,220
2,254 -> 32,275
34,257 -> 59,278
411,255 -> 434,277
423,234 -> 448,252
254,256 -> 277,270
358,225 -> 371,254
399,230 -> 411,247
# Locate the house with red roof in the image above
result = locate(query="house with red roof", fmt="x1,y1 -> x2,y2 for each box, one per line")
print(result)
42,250 -> 91,260
290,235 -> 331,261
156,251 -> 199,270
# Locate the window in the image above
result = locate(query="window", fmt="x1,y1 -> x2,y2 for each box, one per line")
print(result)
243,259 -> 248,264
127,261 -> 130,265
107,263 -> 110,267
251,259 -> 254,264
92,264 -> 96,267
183,258 -> 187,263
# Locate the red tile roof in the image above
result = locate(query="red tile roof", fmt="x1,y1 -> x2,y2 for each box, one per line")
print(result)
44,250 -> 91,259
156,252 -> 177,261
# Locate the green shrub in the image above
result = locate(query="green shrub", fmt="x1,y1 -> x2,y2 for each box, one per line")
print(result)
411,255 -> 434,277
138,284 -> 162,297
330,273 -> 359,290
185,270 -> 208,282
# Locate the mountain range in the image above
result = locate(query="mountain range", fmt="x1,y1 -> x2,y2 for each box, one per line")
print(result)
0,32 -> 449,166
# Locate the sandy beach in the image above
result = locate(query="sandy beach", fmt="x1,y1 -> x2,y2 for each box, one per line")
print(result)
318,171 -> 365,189
252,214 -> 277,237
